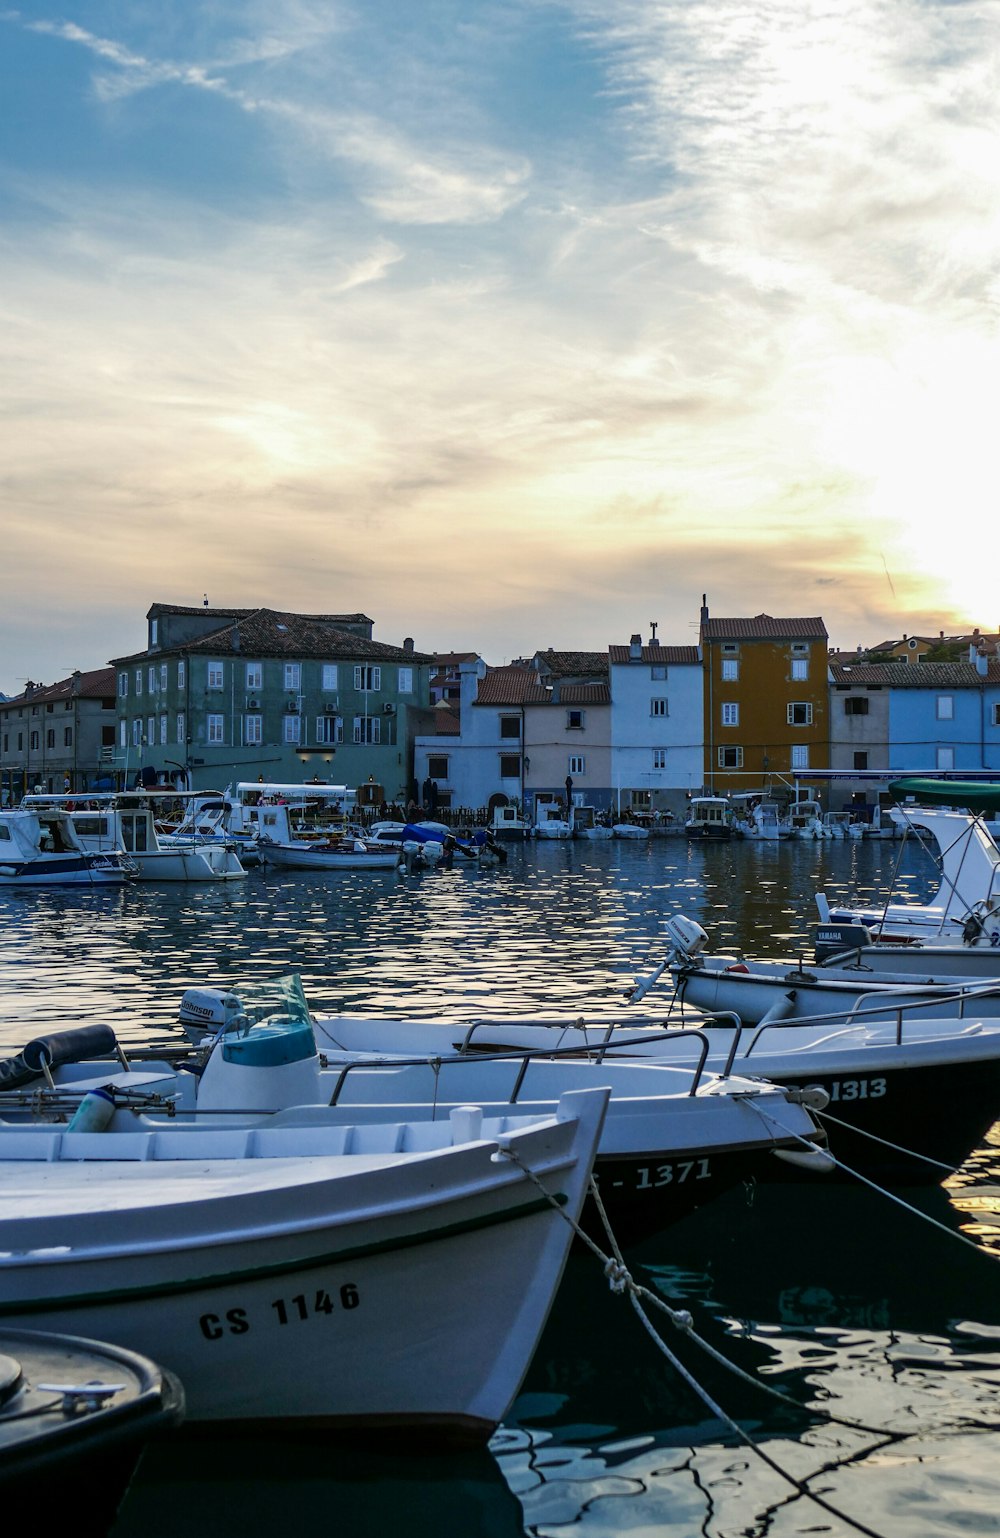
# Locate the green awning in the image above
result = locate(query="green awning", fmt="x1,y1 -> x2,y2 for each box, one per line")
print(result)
889,778 -> 1000,812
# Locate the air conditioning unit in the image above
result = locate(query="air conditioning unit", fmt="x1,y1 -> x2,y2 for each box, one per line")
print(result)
324,705 -> 339,715
383,703 -> 396,715
248,700 -> 259,710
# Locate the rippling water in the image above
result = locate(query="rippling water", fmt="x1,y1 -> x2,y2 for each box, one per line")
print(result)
1,837 -> 996,1537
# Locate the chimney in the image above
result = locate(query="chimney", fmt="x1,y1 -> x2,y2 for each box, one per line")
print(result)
72,670 -> 82,695
700,593 -> 709,627
231,626 -> 241,652
649,621 -> 659,644
629,634 -> 642,660
403,637 -> 414,654
976,650 -> 989,677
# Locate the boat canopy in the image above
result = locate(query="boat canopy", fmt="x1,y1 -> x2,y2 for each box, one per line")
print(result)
889,779 -> 1000,813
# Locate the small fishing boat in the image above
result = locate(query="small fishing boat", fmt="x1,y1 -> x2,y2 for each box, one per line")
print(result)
572,807 -> 613,840
611,820 -> 649,840
0,1019 -> 609,1440
22,794 -> 246,883
259,833 -> 399,871
532,797 -> 572,839
0,808 -> 131,887
0,1328 -> 182,1518
684,796 -> 735,840
490,805 -> 531,840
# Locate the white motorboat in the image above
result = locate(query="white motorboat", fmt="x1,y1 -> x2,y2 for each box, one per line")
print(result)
787,797 -> 831,839
0,808 -> 131,888
23,794 -> 246,883
260,835 -> 400,871
532,797 -> 572,839
818,784 -> 1000,942
171,977 -> 832,1240
730,796 -> 792,839
811,918 -> 1000,978
0,1019 -> 609,1439
611,821 -> 649,840
663,914 -> 1000,1025
490,805 -> 530,840
572,807 -> 613,840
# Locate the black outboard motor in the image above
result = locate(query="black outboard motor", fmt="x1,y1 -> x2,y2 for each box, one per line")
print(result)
813,922 -> 874,965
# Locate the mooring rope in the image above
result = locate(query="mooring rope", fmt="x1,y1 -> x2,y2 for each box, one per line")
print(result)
743,1098 -> 1000,1262
498,1147 -> 897,1538
816,1107 -> 960,1174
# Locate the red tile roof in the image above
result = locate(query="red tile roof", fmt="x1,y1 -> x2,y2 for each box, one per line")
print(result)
608,644 -> 700,664
113,609 -> 433,666
1,667 -> 116,708
702,615 -> 828,641
831,662 -> 1000,687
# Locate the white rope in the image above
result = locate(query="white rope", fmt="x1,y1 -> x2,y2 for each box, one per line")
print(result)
498,1146 -> 896,1538
816,1107 -> 959,1174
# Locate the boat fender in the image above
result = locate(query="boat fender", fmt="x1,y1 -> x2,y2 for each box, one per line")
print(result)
725,963 -> 750,973
783,1083 -> 830,1111
66,1086 -> 116,1132
757,992 -> 799,1027
0,1024 -> 119,1091
772,1144 -> 837,1175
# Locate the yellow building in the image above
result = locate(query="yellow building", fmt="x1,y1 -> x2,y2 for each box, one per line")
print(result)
699,600 -> 829,795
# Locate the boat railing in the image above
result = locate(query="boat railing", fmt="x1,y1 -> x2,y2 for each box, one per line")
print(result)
323,1027 -> 717,1105
733,980 -> 1000,1055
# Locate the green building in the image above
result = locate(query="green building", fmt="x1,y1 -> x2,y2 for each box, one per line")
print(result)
110,604 -> 434,800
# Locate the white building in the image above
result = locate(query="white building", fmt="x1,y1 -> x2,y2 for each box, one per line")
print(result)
609,636 -> 703,817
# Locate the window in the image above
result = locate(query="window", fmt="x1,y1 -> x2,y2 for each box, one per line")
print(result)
101,725 -> 115,747
500,716 -> 521,739
718,746 -> 743,768
844,696 -> 869,716
176,712 -> 186,744
284,714 -> 302,744
397,667 -> 413,694
1,735 -> 6,752
315,716 -> 342,745
207,714 -> 225,745
651,665 -> 668,680
135,668 -> 142,697
353,716 -> 380,744
284,663 -> 301,692
787,702 -> 813,726
246,663 -> 262,691
160,663 -> 167,691
16,732 -> 22,750
653,748 -> 667,769
132,719 -> 142,746
791,658 -> 808,681
721,659 -> 739,681
499,755 -> 520,779
428,755 -> 449,779
853,751 -> 868,770
29,731 -> 39,750
150,618 -> 158,645
569,755 -> 585,775
354,666 -> 381,692
207,662 -> 224,691
177,660 -> 186,688
119,720 -> 127,749
46,729 -> 54,749
159,714 -> 167,745
722,643 -> 739,653
721,702 -> 739,726
936,695 -> 954,720
566,709 -> 585,730
64,727 -> 73,747
650,698 -> 668,717
937,746 -> 955,770
147,717 -> 155,745
993,704 -> 1000,727
245,714 -> 263,746
791,643 -> 808,653
148,666 -> 158,693
791,745 -> 810,769
118,673 -> 128,698
322,664 -> 339,692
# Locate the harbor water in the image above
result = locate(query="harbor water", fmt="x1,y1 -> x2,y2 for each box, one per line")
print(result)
0,836 -> 997,1536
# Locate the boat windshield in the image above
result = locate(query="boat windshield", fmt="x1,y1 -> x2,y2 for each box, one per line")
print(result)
224,973 -> 313,1034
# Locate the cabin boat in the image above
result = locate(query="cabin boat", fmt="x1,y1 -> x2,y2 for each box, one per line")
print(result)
0,1018 -> 608,1439
820,810 -> 866,839
684,797 -> 734,840
0,808 -> 131,887
532,796 -> 572,839
787,797 -> 830,839
818,782 -> 1000,942
490,805 -> 530,840
22,795 -> 246,883
572,806 -> 613,839
730,796 -> 792,839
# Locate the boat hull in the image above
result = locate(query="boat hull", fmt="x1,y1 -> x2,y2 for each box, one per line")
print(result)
0,1101 -> 603,1437
261,843 -> 399,870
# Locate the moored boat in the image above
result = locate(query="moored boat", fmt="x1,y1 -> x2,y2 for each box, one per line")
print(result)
0,808 -> 131,887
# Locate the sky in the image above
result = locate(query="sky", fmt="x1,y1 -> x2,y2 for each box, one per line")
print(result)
2,0 -> 1000,693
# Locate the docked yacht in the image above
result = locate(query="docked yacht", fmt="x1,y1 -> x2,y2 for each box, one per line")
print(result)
22,794 -> 246,883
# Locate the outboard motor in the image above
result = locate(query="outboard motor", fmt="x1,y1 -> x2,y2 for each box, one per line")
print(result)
664,915 -> 709,961
178,986 -> 243,1041
812,923 -> 873,965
